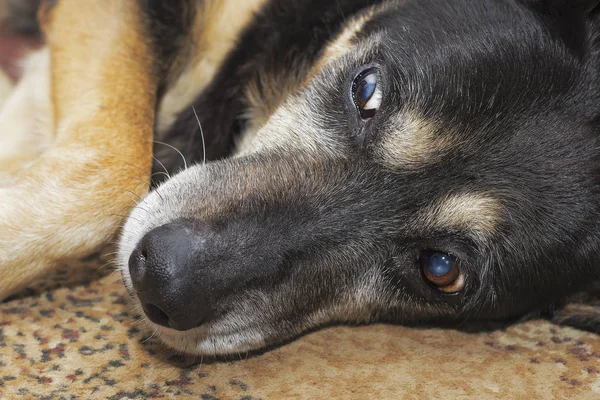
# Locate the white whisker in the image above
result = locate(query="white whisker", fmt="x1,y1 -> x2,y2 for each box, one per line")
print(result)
152,156 -> 171,179
141,327 -> 158,344
123,189 -> 143,203
192,105 -> 206,164
154,140 -> 188,170
151,171 -> 170,180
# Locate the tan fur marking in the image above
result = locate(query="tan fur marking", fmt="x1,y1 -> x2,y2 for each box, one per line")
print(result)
156,0 -> 266,134
0,0 -> 157,299
315,11 -> 374,70
239,6 -> 382,153
239,3 -> 397,151
239,63 -> 315,152
375,113 -> 459,169
308,2 -> 394,76
420,193 -> 501,239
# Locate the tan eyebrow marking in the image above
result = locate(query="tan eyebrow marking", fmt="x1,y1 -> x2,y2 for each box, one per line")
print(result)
319,12 -> 374,63
308,3 -> 389,76
240,6 -> 382,154
418,193 -> 501,240
375,112 -> 460,170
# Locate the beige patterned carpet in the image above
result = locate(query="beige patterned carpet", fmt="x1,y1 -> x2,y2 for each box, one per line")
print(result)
0,259 -> 599,399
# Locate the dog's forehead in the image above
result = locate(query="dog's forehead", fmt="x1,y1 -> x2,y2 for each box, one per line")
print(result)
247,0 -> 584,234
306,0 -> 582,167
246,0 -> 589,239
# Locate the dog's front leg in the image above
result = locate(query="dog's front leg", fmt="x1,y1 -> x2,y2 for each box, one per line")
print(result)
0,0 -> 159,299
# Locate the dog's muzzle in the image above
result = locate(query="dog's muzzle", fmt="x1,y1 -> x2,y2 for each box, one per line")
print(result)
127,215 -> 286,331
122,156 -> 386,334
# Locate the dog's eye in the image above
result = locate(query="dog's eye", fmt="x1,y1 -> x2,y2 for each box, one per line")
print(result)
420,251 -> 464,293
352,68 -> 382,120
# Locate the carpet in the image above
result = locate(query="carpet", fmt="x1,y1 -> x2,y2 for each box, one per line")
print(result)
0,258 -> 599,399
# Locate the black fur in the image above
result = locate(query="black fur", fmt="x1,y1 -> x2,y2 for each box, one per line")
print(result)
153,0 -> 385,181
122,0 -> 600,354
352,0 -> 600,319
138,0 -> 197,90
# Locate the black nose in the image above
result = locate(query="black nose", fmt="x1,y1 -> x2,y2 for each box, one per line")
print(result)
128,219 -> 216,331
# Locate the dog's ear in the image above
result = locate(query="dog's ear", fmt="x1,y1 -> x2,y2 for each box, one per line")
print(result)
519,0 -> 600,56
519,0 -> 599,14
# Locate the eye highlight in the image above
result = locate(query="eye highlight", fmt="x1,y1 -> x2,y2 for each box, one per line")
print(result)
352,67 -> 382,120
420,251 -> 464,293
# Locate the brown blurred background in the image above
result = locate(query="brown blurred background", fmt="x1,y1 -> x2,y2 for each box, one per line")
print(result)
0,0 -> 42,81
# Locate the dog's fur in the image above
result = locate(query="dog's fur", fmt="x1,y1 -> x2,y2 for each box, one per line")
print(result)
1,0 -> 600,356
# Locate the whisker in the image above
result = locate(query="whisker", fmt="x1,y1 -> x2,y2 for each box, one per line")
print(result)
154,140 -> 188,170
123,189 -> 143,204
152,156 -> 171,179
107,267 -> 121,276
151,171 -> 170,180
97,261 -> 115,273
153,188 -> 165,203
192,105 -> 206,164
130,205 -> 150,216
124,175 -> 153,188
141,328 -> 158,344
131,317 -> 148,327
164,365 -> 180,381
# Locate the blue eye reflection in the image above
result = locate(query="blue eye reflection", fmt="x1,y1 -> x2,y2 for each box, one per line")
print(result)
425,252 -> 452,277
420,250 -> 461,290
352,68 -> 381,119
357,74 -> 377,103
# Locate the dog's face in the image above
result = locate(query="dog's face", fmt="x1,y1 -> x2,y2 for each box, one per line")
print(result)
119,0 -> 600,355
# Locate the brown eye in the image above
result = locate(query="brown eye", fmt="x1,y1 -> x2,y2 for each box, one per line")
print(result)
420,251 -> 464,293
352,68 -> 382,119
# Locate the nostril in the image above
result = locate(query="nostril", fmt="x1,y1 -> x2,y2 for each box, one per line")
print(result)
128,246 -> 147,287
143,303 -> 170,328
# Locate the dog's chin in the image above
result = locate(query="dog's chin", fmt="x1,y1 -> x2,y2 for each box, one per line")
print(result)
152,324 -> 268,356
130,314 -> 269,356
120,275 -> 270,356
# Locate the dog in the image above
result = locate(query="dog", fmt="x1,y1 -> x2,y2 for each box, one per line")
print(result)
1,0 -> 600,356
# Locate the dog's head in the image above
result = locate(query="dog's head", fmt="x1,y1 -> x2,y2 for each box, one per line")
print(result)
119,0 -> 600,355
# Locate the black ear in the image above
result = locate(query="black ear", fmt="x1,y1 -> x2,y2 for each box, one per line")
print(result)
520,0 -> 600,15
519,0 -> 600,56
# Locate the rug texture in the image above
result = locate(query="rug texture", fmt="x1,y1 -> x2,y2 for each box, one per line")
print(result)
0,260 -> 599,399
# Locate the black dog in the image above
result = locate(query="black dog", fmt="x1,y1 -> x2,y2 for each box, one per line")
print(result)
115,0 -> 600,354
